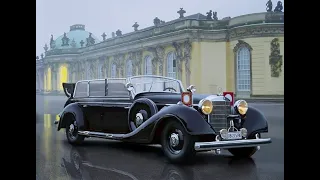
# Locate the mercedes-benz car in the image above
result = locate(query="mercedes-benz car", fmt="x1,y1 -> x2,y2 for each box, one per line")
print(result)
56,75 -> 271,163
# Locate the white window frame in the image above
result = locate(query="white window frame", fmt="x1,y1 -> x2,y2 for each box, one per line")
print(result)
144,56 -> 152,75
111,63 -> 117,78
167,51 -> 177,79
236,47 -> 251,92
126,59 -> 133,77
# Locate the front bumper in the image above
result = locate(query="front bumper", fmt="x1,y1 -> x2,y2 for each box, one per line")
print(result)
194,138 -> 271,151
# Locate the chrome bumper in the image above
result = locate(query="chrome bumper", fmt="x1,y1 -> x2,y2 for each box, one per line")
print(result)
194,138 -> 271,151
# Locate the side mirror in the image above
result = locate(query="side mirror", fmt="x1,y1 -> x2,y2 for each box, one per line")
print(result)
187,85 -> 196,93
126,83 -> 134,91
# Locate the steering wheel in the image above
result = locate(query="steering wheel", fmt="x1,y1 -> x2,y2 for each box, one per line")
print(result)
163,87 -> 177,92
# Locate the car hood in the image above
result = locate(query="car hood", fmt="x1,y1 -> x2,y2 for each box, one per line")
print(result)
134,92 -> 226,105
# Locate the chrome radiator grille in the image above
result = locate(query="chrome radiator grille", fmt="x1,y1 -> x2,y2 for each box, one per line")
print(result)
208,100 -> 232,133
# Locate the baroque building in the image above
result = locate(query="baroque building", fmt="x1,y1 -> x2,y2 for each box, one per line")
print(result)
36,7 -> 284,97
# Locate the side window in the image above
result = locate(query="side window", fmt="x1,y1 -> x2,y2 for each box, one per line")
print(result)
89,80 -> 106,96
74,81 -> 88,97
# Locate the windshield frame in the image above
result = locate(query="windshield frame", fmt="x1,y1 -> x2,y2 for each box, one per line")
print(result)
127,75 -> 185,98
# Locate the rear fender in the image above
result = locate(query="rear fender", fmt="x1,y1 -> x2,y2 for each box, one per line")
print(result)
58,103 -> 85,131
243,106 -> 268,137
152,105 -> 215,135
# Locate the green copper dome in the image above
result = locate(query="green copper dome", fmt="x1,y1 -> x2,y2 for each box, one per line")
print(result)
53,24 -> 101,49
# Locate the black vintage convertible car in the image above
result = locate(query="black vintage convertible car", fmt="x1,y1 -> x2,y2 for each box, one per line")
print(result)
57,75 -> 271,163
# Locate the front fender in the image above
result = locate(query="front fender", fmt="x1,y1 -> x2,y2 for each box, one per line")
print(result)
243,106 -> 268,137
58,103 -> 85,131
153,105 -> 215,135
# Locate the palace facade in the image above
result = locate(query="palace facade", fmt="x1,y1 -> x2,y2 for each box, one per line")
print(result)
36,9 -> 284,97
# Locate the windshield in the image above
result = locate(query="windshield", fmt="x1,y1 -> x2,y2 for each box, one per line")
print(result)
128,76 -> 184,94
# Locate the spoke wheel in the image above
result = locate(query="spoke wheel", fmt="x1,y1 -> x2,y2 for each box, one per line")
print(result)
161,121 -> 196,163
65,116 -> 84,145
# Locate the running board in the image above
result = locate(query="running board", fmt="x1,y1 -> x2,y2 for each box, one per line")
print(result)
78,131 -> 125,140
194,138 -> 271,151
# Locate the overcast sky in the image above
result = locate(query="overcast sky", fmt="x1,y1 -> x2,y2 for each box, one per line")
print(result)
36,0 -> 278,56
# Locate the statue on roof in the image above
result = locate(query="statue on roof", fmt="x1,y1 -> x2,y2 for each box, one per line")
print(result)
153,17 -> 160,26
206,10 -> 213,20
132,22 -> 139,31
274,1 -> 283,12
70,39 -> 76,48
212,11 -> 218,20
61,32 -> 70,46
40,53 -> 44,59
86,33 -> 95,46
112,32 -> 115,38
102,32 -> 106,41
36,56 -> 39,60
116,29 -> 122,36
177,8 -> 186,18
43,44 -> 48,52
266,0 -> 273,12
49,35 -> 55,49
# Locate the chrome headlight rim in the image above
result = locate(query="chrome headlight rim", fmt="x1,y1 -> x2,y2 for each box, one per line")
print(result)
234,100 -> 248,115
198,99 -> 213,115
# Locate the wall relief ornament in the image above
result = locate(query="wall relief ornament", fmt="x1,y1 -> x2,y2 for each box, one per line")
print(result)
135,51 -> 143,75
172,42 -> 184,79
147,47 -> 158,75
156,46 -> 165,76
113,54 -> 125,77
229,27 -> 284,40
184,40 -> 192,86
269,38 -> 283,77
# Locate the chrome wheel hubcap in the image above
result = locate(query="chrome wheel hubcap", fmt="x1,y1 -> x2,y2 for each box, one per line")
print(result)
69,124 -> 75,133
135,113 -> 144,127
169,133 -> 179,147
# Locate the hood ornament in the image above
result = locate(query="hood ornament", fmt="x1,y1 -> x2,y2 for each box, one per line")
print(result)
217,87 -> 223,96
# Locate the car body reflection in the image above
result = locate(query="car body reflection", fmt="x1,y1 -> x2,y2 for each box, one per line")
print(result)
62,142 -> 259,180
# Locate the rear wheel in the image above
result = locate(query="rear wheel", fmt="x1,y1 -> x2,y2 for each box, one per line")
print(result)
65,116 -> 85,145
161,121 -> 196,163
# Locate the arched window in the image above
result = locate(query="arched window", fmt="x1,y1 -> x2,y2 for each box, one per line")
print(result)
236,47 -> 251,92
144,56 -> 152,75
167,52 -> 177,78
126,60 -> 133,77
97,65 -> 102,79
111,63 -> 117,78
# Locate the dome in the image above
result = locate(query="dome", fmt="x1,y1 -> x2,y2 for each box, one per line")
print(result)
52,24 -> 101,49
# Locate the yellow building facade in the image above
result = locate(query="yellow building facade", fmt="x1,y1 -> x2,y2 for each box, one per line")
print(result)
36,11 -> 284,98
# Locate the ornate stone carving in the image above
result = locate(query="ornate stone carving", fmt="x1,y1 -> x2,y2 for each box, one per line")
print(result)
135,51 -> 143,75
70,39 -> 76,48
132,22 -> 139,31
266,0 -> 273,12
116,30 -> 122,36
147,47 -> 158,75
184,40 -> 192,86
172,42 -> 184,79
113,54 -> 125,77
80,40 -> 85,47
156,46 -> 165,76
61,32 -> 70,46
229,26 -> 284,39
233,40 -> 253,53
102,32 -> 106,41
177,8 -> 186,18
269,38 -> 283,77
86,33 -> 96,46
274,1 -> 283,12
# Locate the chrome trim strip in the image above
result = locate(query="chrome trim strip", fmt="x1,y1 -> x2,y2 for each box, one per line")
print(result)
194,138 -> 271,151
78,131 -> 124,140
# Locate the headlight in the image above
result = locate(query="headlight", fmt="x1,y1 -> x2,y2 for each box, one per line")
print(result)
199,99 -> 213,115
235,100 -> 248,115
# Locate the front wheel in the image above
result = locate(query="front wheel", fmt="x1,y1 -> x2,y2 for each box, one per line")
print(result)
161,121 -> 196,163
65,116 -> 85,145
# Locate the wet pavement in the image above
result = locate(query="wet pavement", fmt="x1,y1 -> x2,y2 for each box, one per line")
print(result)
36,95 -> 284,180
